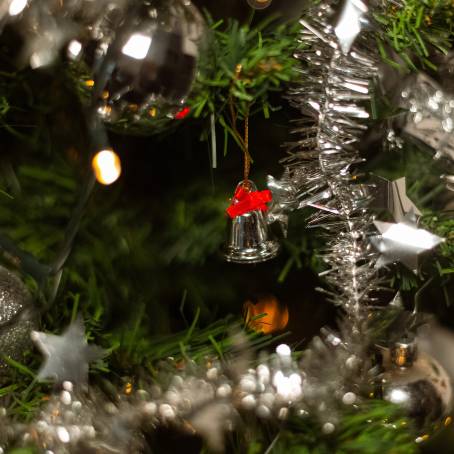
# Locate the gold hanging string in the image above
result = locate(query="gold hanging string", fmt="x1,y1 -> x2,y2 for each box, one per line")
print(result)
229,63 -> 252,188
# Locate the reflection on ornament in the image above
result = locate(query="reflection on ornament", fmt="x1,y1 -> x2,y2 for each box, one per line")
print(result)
79,0 -> 205,126
8,0 -> 28,16
244,295 -> 289,334
381,339 -> 452,429
121,33 -> 152,60
334,0 -> 369,55
174,106 -> 191,120
92,149 -> 122,185
370,211 -> 444,273
223,180 -> 280,264
67,39 -> 83,60
401,73 -> 454,164
247,0 -> 272,9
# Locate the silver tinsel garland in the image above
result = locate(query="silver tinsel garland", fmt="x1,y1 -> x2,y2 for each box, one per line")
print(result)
271,1 -> 380,321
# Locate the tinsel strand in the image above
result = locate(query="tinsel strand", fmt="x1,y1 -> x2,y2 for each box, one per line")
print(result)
283,3 -> 380,329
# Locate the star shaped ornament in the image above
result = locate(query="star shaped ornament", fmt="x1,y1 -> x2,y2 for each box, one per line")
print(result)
370,175 -> 422,223
334,0 -> 369,54
32,317 -> 105,384
370,212 -> 445,273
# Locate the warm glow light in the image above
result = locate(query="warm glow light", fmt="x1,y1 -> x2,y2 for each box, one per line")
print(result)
383,223 -> 442,249
122,33 -> 152,60
243,295 -> 289,334
92,149 -> 122,185
9,0 -> 27,16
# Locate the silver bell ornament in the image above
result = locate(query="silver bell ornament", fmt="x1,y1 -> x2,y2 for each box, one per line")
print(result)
0,266 -> 38,374
224,180 -> 280,264
70,0 -> 205,129
381,337 -> 452,429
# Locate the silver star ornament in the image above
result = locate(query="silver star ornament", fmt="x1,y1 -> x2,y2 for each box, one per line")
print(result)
32,316 -> 105,384
370,175 -> 422,223
334,0 -> 369,55
370,212 -> 445,273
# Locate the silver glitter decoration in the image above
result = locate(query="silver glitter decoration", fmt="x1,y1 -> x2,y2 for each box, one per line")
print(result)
0,265 -> 37,373
401,72 -> 454,164
17,381 -> 145,453
279,0 -> 380,323
32,316 -> 105,384
370,211 -> 445,273
399,72 -> 454,192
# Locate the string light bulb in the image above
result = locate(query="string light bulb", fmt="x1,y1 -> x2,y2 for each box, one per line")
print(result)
92,149 -> 122,185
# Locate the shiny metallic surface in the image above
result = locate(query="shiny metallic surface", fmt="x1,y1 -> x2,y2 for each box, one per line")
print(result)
0,266 -> 37,374
334,0 -> 369,55
90,0 -> 205,123
224,180 -> 280,264
401,72 -> 454,167
224,209 -> 280,263
370,212 -> 445,273
391,338 -> 417,369
382,349 -> 452,428
279,0 -> 380,320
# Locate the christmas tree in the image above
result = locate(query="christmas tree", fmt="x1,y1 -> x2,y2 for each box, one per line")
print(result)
0,0 -> 453,452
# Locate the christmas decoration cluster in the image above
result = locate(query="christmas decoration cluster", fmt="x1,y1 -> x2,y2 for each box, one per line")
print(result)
0,0 -> 452,452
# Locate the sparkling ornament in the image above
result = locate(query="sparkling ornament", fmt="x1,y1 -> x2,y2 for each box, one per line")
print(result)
0,266 -> 38,374
370,175 -> 422,223
243,295 -> 289,334
4,0 -> 126,68
223,180 -> 280,264
79,0 -> 205,126
381,338 -> 452,428
370,211 -> 445,273
281,0 -> 381,316
32,316 -> 105,384
334,0 -> 369,55
266,171 -> 298,237
247,0 -> 272,10
92,148 -> 122,185
401,72 -> 454,164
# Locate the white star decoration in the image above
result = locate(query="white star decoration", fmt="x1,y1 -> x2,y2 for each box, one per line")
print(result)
31,317 -> 105,384
370,212 -> 445,273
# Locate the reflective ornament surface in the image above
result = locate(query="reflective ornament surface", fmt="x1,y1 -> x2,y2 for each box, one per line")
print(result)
224,181 -> 280,264
382,340 -> 452,429
72,0 -> 205,128
0,266 -> 38,374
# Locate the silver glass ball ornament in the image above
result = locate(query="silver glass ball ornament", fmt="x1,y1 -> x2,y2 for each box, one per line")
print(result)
0,266 -> 38,374
72,0 -> 205,127
382,340 -> 452,429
